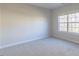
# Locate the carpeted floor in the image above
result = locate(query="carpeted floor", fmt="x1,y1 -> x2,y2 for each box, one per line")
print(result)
0,38 -> 79,56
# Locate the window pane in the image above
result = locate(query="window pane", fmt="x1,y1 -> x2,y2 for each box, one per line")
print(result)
69,23 -> 75,28
68,28 -> 77,32
75,13 -> 79,22
59,23 -> 67,28
75,23 -> 79,27
72,28 -> 77,32
58,23 -> 67,31
68,13 -> 76,22
75,28 -> 79,33
76,18 -> 79,22
76,13 -> 79,18
69,23 -> 72,28
68,28 -> 72,32
59,27 -> 67,31
59,15 -> 67,19
69,23 -> 79,28
71,28 -> 79,33
58,15 -> 67,32
58,15 -> 67,22
69,14 -> 75,18
68,18 -> 76,22
58,18 -> 67,22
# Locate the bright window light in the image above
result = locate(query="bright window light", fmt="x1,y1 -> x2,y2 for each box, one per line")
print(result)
58,12 -> 79,33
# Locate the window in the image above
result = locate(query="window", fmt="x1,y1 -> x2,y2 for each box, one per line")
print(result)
58,13 -> 79,33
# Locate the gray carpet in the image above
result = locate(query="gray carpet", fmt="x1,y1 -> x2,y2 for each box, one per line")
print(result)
0,38 -> 79,56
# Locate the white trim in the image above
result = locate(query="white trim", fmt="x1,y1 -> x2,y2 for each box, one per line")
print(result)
0,36 -> 48,49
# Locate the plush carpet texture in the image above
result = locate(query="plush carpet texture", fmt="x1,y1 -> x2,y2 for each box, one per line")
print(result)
0,38 -> 79,56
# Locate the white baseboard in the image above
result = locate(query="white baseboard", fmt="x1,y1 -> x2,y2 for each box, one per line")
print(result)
0,36 -> 48,49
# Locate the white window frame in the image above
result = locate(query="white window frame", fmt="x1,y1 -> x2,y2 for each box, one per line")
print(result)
58,12 -> 79,33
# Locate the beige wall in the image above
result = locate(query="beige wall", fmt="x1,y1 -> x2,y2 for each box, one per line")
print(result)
0,4 -> 51,48
52,3 -> 79,44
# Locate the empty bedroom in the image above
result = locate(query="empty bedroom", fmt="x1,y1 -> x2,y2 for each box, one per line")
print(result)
0,3 -> 79,56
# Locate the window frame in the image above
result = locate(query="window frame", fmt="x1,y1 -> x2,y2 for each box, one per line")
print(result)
58,13 -> 79,33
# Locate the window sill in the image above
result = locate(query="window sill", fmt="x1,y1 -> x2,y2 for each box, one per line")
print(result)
58,31 -> 79,37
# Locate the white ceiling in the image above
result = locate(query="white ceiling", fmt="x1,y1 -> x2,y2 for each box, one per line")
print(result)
30,3 -> 65,10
